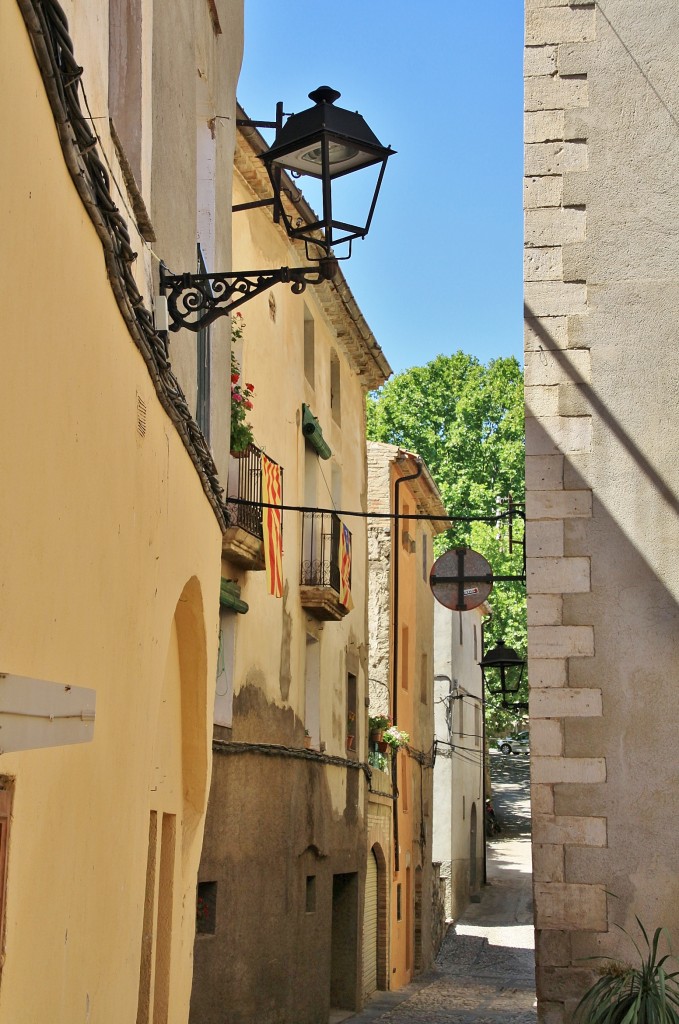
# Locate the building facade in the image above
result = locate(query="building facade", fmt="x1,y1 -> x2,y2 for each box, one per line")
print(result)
432,601 -> 488,922
525,2 -> 679,1020
0,1 -> 242,1021
366,443 -> 448,994
189,119 -> 391,1024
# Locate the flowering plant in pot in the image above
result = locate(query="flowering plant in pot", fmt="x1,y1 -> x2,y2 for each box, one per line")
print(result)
230,351 -> 255,453
382,726 -> 409,751
574,917 -> 679,1024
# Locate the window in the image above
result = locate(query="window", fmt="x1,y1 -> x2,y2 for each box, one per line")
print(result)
306,875 -> 317,914
475,705 -> 480,748
330,349 -> 341,424
196,246 -> 211,443
401,758 -> 409,811
420,652 -> 428,705
214,610 -> 235,727
401,626 -> 409,690
396,883 -> 402,921
305,634 -> 320,748
347,672 -> 357,752
196,881 -> 217,935
458,699 -> 464,739
109,0 -> 143,185
304,307 -> 315,387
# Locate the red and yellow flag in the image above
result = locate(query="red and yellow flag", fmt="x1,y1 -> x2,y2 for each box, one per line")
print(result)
261,454 -> 283,598
338,522 -> 353,610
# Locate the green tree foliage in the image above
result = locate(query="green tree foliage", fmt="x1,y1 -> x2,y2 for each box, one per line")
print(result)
366,352 -> 526,732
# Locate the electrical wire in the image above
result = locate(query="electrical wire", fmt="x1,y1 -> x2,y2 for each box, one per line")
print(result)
227,495 -> 525,527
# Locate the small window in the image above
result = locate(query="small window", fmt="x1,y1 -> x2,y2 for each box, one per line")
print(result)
401,626 -> 409,690
396,883 -> 402,921
306,875 -> 317,914
458,699 -> 464,739
401,757 -> 409,811
196,881 -> 217,935
330,349 -> 341,424
473,623 -> 478,661
304,308 -> 315,387
475,705 -> 480,748
347,672 -> 357,752
420,652 -> 428,705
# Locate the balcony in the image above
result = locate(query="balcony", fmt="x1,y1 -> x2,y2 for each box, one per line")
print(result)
300,511 -> 351,621
222,445 -> 283,571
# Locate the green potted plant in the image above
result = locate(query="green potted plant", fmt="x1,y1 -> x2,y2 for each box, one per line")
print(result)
230,314 -> 255,454
369,714 -> 389,740
574,918 -> 679,1024
382,725 -> 409,752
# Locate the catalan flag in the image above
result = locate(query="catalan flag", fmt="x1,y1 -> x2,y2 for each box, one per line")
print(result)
261,454 -> 283,598
338,522 -> 354,610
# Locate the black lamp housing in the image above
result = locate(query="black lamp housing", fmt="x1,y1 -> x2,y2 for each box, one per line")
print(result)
479,640 -> 527,708
261,86 -> 395,257
158,87 -> 394,333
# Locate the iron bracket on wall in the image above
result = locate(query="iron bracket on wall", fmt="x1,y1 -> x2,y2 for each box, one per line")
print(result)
159,259 -> 337,333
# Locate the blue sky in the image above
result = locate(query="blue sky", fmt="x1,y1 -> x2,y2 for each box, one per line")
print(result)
237,2 -> 524,377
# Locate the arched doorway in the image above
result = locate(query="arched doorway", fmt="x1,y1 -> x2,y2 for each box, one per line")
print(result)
362,849 -> 378,999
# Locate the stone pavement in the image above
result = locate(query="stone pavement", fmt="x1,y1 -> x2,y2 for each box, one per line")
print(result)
345,753 -> 536,1024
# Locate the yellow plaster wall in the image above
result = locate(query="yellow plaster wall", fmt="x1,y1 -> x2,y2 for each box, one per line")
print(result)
227,171 -> 370,816
0,7 -> 222,1021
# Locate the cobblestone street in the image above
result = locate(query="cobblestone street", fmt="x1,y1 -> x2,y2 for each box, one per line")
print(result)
345,754 -> 535,1024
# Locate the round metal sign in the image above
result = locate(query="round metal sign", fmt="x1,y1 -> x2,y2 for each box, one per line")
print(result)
429,547 -> 493,612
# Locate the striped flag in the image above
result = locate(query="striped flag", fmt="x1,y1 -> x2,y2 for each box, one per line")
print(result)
261,454 -> 283,598
338,522 -> 354,610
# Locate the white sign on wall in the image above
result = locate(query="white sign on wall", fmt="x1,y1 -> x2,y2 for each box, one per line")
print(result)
0,673 -> 96,754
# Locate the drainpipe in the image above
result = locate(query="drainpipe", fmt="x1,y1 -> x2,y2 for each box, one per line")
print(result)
392,455 -> 423,874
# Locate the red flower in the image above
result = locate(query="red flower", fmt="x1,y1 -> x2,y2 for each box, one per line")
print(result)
244,399 -> 253,410
246,382 -> 255,392
231,373 -> 240,383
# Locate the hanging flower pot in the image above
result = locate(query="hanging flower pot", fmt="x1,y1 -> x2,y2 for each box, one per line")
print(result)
376,740 -> 388,754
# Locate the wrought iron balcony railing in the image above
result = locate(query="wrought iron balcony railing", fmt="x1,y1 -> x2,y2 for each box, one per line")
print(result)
226,444 -> 283,541
300,511 -> 350,594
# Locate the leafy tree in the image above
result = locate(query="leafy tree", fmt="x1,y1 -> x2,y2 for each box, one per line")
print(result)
366,352 -> 526,733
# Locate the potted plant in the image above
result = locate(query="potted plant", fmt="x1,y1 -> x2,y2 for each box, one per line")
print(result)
574,918 -> 679,1024
230,315 -> 255,454
382,725 -> 410,752
304,730 -> 312,750
369,715 -> 390,740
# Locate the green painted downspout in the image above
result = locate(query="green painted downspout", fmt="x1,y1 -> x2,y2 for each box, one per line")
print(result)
301,404 -> 332,460
219,579 -> 249,614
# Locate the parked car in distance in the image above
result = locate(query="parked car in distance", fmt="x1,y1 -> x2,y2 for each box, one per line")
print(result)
496,730 -> 530,755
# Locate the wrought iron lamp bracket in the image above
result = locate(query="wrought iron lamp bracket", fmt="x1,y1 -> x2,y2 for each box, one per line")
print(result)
159,260 -> 336,333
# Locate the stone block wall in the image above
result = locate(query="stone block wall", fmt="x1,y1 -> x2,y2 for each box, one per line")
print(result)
526,2 -> 679,1021
524,4 -> 607,1020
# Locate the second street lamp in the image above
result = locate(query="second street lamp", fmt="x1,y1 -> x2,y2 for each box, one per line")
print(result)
479,640 -> 528,710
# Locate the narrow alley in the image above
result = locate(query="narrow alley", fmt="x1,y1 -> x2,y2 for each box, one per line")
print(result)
344,753 -> 535,1024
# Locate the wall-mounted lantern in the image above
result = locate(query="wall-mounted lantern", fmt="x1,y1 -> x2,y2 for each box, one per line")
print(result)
159,87 -> 395,333
479,640 -> 528,710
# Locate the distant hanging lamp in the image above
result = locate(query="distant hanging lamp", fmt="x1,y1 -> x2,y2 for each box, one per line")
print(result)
479,640 -> 528,709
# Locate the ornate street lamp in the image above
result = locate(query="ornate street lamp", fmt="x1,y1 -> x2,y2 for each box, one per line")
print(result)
159,87 -> 395,332
479,640 -> 528,709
